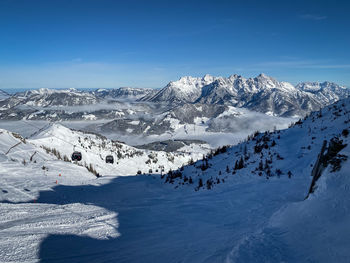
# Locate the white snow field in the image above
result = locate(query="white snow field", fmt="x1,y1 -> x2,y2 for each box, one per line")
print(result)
1,97 -> 350,262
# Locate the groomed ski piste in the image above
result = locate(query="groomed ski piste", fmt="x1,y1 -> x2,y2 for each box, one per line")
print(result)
1,97 -> 350,262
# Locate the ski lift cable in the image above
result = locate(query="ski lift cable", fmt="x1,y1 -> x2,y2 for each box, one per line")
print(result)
6,117 -> 214,176
19,120 -> 212,167
8,118 -> 138,169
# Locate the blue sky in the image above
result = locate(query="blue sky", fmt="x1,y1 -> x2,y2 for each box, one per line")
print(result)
0,0 -> 349,89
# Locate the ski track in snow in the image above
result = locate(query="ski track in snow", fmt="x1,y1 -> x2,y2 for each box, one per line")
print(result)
1,97 -> 350,262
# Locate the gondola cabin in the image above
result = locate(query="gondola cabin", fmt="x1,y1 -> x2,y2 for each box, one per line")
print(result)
71,151 -> 82,161
105,155 -> 114,164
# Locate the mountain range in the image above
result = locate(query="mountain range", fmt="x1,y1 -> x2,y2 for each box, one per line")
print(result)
144,73 -> 349,117
0,74 -> 349,145
1,74 -> 348,119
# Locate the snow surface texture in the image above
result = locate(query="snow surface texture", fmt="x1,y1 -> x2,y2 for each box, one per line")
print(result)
0,129 -> 118,262
1,98 -> 350,262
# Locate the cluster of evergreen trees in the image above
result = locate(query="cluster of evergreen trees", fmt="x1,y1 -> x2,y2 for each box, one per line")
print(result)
161,126 -> 296,190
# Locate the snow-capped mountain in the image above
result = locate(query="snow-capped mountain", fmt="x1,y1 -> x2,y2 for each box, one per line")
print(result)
0,75 -> 348,121
93,87 -> 157,99
0,90 -> 9,101
143,73 -> 349,117
141,74 -> 217,103
296,81 -> 349,105
0,87 -> 157,110
0,88 -> 99,108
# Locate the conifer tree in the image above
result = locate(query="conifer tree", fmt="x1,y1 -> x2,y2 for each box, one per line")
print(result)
198,178 -> 203,188
259,159 -> 264,171
238,156 -> 244,169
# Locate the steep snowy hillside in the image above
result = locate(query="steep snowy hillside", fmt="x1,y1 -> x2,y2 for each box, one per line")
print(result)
28,123 -> 209,176
162,97 -> 349,191
0,128 -> 97,200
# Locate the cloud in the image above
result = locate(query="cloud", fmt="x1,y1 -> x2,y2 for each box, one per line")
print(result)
299,14 -> 327,21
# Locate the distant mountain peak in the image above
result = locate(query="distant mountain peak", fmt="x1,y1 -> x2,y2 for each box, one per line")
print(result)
142,73 -> 349,117
258,73 -> 268,78
202,74 -> 214,82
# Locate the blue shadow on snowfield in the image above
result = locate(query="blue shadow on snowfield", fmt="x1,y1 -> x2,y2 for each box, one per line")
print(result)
35,174 -> 241,263
1,166 -> 306,263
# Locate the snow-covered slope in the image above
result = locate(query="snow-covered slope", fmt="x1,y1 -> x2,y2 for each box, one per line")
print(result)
0,129 -> 119,262
253,149 -> 350,262
157,97 -> 350,261
163,96 -> 349,191
230,150 -> 350,262
0,128 -> 98,201
1,97 -> 350,262
28,123 -> 209,176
